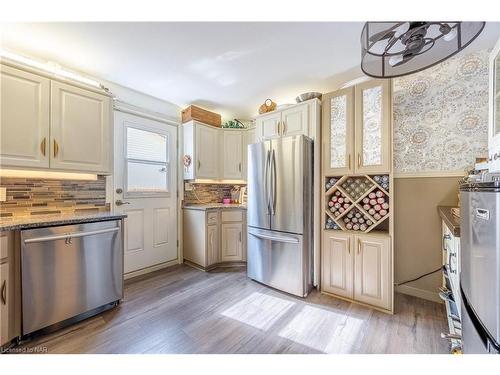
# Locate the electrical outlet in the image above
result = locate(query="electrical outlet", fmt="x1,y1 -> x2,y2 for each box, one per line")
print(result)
0,187 -> 6,202
184,182 -> 193,191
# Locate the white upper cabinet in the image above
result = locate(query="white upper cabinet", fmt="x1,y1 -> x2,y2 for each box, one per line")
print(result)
0,65 -> 50,168
50,81 -> 111,173
354,80 -> 391,174
255,100 -> 317,142
0,64 -> 112,174
323,79 -> 391,175
195,123 -> 220,179
488,37 -> 500,172
222,130 -> 243,179
323,87 -> 355,176
281,103 -> 309,136
255,111 -> 281,140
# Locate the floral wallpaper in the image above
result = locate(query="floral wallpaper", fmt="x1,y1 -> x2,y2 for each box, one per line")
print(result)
393,50 -> 489,174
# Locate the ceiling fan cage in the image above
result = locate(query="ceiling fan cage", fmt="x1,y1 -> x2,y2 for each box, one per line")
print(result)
360,21 -> 485,78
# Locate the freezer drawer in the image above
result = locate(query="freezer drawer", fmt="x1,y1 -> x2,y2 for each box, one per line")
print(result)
247,227 -> 311,297
21,220 -> 123,335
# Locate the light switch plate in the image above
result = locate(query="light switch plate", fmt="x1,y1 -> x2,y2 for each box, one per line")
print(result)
184,182 -> 193,191
0,187 -> 6,202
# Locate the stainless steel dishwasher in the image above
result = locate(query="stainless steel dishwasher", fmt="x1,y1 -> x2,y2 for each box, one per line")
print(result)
21,219 -> 123,336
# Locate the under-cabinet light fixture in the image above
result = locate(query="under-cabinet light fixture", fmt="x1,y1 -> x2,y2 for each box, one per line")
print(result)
0,169 -> 98,181
0,49 -> 102,88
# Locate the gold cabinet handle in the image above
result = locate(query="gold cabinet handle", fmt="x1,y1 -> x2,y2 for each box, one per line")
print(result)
347,237 -> 350,254
239,231 -> 242,242
283,121 -> 287,136
357,153 -> 361,168
278,121 -> 282,136
53,139 -> 59,158
358,239 -> 361,254
348,154 -> 351,169
239,162 -> 242,172
198,160 -> 201,170
40,137 -> 46,156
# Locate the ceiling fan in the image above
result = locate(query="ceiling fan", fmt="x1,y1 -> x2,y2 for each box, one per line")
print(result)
360,21 -> 485,78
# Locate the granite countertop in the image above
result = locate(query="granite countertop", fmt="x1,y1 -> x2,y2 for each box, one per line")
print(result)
438,206 -> 460,237
0,211 -> 127,231
183,203 -> 247,211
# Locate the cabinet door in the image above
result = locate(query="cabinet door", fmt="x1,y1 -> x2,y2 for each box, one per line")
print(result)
222,131 -> 243,179
50,81 -> 111,173
207,224 -> 219,266
354,234 -> 392,310
354,79 -> 391,174
0,262 -> 8,346
0,65 -> 50,168
255,111 -> 281,141
221,223 -> 243,262
321,232 -> 353,299
322,87 -> 355,175
195,124 -> 220,179
281,103 -> 309,137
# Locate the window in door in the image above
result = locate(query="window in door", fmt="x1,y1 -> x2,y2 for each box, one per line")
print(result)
125,126 -> 169,196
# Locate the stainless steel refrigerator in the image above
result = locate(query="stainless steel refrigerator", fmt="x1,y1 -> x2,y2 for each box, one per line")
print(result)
460,179 -> 500,354
247,135 -> 313,297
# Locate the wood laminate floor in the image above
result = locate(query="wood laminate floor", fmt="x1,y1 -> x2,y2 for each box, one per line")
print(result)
19,265 -> 449,354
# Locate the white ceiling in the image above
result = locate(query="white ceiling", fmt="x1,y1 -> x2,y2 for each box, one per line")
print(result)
1,22 -> 500,120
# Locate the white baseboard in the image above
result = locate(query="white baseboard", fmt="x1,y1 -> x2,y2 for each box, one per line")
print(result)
395,284 -> 443,304
124,258 -> 180,280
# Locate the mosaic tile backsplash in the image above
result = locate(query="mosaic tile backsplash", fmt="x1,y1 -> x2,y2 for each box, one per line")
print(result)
184,183 -> 246,204
0,176 -> 109,218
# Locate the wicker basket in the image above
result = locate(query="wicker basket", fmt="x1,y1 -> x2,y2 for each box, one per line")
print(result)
181,105 -> 221,127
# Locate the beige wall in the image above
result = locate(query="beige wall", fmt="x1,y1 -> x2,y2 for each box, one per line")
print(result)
394,176 -> 461,302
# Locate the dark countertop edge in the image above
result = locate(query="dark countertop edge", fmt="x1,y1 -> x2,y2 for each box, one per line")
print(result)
183,205 -> 247,211
438,206 -> 460,237
0,214 -> 127,231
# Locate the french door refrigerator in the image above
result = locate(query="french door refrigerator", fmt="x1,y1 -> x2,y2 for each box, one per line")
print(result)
247,135 -> 313,297
460,181 -> 500,354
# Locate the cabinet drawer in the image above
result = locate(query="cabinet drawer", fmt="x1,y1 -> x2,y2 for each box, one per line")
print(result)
221,210 -> 243,222
207,211 -> 219,225
0,234 -> 8,260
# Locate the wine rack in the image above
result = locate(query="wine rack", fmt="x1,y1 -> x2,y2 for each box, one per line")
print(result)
324,174 -> 391,233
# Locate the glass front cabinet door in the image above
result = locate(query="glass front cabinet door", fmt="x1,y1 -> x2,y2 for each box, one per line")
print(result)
323,87 -> 355,175
489,37 -> 500,171
354,79 -> 391,174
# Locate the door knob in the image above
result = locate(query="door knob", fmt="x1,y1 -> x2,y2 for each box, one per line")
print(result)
115,200 -> 131,206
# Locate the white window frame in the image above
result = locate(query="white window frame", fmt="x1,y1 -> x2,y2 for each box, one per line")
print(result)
123,124 -> 171,198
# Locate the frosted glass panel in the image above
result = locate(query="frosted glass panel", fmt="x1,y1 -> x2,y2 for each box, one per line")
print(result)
362,86 -> 382,166
495,52 -> 500,135
127,127 -> 167,162
330,95 -> 347,168
127,161 -> 168,193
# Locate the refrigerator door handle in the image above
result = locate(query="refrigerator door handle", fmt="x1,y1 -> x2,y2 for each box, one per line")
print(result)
249,231 -> 300,244
264,149 -> 271,215
270,149 -> 277,215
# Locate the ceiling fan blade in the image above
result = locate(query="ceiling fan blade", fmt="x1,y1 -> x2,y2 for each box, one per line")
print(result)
392,53 -> 416,67
369,29 -> 396,43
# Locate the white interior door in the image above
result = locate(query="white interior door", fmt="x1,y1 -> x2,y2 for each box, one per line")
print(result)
114,111 -> 178,274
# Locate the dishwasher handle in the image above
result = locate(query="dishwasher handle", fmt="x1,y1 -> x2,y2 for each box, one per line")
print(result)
23,226 -> 120,244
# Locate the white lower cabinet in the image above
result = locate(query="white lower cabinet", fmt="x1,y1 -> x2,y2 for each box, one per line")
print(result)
183,208 -> 246,269
221,223 -> 243,262
207,224 -> 219,266
0,262 -> 9,347
322,231 -> 392,311
322,232 -> 353,299
354,235 -> 392,310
